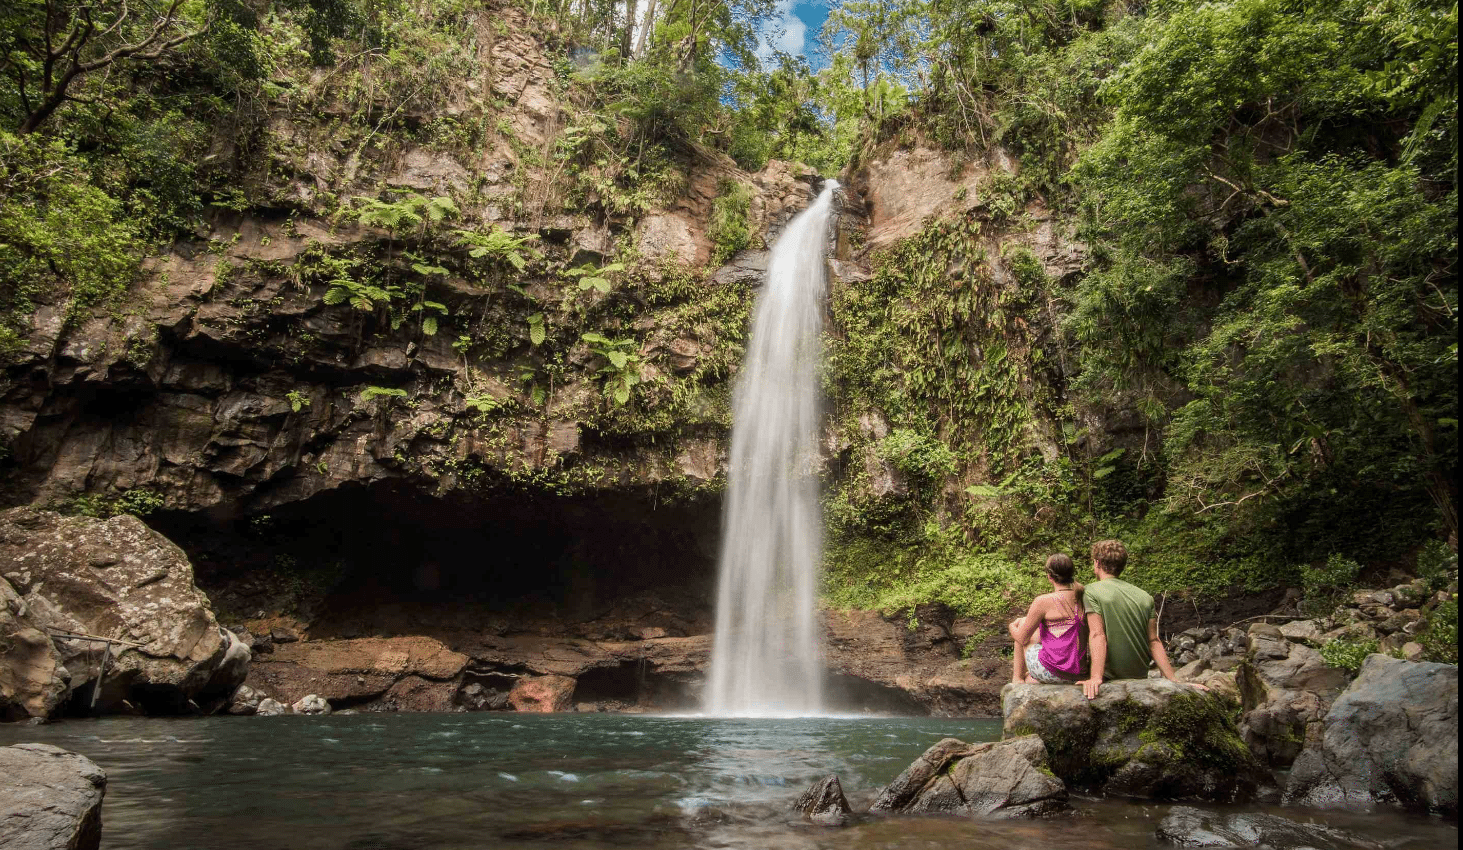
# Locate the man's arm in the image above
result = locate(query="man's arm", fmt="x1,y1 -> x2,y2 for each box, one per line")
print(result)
1148,617 -> 1208,690
1082,611 -> 1106,700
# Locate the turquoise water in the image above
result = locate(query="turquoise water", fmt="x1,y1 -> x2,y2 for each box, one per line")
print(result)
0,713 -> 1454,849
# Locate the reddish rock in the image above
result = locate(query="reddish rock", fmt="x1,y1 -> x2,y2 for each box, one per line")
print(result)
509,675 -> 576,712
383,676 -> 458,712
244,636 -> 467,706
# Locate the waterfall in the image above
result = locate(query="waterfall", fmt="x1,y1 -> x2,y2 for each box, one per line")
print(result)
705,180 -> 838,717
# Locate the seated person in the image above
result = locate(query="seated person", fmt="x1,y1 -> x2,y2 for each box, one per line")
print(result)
1009,553 -> 1088,684
1080,538 -> 1207,699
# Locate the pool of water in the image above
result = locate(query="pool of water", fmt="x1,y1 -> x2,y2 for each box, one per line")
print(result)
1,713 -> 1454,849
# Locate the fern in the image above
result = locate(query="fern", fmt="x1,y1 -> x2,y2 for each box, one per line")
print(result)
359,386 -> 409,403
455,226 -> 540,272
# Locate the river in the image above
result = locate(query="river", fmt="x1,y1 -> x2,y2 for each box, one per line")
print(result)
1,713 -> 1454,849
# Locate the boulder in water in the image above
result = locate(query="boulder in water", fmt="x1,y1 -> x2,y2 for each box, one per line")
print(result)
0,743 -> 106,850
1155,806 -> 1382,849
227,685 -> 262,716
793,775 -> 851,826
870,735 -> 1067,818
1002,680 -> 1273,802
508,674 -> 576,712
291,694 -> 331,715
255,698 -> 288,716
0,508 -> 244,716
1284,654 -> 1457,816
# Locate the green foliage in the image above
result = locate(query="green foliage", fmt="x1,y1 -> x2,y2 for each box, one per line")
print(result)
1419,597 -> 1458,664
55,488 -> 164,519
708,179 -> 752,266
563,261 -> 625,294
876,429 -> 958,482
285,391 -> 312,413
0,131 -> 141,358
359,385 -> 408,404
455,226 -> 540,273
581,332 -> 642,406
1301,555 -> 1364,616
1320,638 -> 1382,674
353,194 -> 458,236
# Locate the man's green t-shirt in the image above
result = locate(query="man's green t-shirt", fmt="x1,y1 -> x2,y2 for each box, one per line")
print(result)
1084,578 -> 1155,680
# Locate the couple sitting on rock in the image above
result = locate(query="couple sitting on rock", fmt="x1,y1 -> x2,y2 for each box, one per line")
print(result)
1008,539 -> 1206,699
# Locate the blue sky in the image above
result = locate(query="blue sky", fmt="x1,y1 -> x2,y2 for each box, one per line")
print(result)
757,0 -> 831,67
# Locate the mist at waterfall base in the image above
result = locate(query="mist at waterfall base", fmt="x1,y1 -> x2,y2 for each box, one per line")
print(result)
705,181 -> 839,717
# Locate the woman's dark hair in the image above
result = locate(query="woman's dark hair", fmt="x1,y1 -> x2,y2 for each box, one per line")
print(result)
1045,553 -> 1075,584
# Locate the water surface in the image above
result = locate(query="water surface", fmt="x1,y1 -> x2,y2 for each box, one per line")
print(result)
1,713 -> 1453,849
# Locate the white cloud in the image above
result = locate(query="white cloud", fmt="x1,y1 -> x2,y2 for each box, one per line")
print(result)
757,0 -> 808,63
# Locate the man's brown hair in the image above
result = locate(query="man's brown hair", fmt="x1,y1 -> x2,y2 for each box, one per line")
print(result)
1091,539 -> 1129,576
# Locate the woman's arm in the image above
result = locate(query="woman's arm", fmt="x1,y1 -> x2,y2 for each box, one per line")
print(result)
1014,597 -> 1044,647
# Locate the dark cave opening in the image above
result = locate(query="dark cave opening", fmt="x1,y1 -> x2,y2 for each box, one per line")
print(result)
150,481 -> 722,638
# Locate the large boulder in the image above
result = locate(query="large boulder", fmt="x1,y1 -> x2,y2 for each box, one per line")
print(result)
1002,680 -> 1272,802
0,743 -> 106,850
0,508 -> 246,716
1236,624 -> 1349,768
1285,654 -> 1457,816
508,674 -> 576,712
870,735 -> 1067,818
1155,806 -> 1382,849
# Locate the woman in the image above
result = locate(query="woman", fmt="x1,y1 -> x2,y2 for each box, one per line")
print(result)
1008,553 -> 1088,684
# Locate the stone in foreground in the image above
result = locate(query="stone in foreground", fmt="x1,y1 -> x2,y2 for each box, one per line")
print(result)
1285,654 -> 1457,816
1236,624 -> 1348,768
0,743 -> 106,850
1155,806 -> 1382,849
1002,679 -> 1272,802
870,735 -> 1066,818
793,775 -> 851,826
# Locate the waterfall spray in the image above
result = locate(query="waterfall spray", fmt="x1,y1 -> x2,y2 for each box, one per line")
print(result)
705,180 -> 838,716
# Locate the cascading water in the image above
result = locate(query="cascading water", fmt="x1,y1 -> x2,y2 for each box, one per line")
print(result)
705,180 -> 838,717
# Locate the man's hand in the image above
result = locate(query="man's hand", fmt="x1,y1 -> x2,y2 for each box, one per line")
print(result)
1080,677 -> 1102,700
1188,681 -> 1210,692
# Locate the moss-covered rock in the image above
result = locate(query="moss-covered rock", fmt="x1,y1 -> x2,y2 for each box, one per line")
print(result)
1002,679 -> 1273,802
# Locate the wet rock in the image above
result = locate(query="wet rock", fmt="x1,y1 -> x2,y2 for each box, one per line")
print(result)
1236,631 -> 1348,768
793,775 -> 851,826
871,736 -> 1066,818
227,684 -> 263,716
1155,806 -> 1381,849
1285,654 -> 1457,815
255,698 -> 287,717
0,509 -> 242,716
508,674 -> 576,712
0,743 -> 106,850
1002,680 -> 1272,802
291,694 -> 330,715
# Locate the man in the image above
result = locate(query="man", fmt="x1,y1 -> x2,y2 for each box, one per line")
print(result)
1079,539 -> 1206,700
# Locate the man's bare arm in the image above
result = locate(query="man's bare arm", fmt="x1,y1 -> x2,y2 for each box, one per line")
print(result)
1148,617 -> 1207,690
1082,611 -> 1106,700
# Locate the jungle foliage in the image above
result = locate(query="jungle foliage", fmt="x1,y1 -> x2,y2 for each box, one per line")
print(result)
819,0 -> 1458,622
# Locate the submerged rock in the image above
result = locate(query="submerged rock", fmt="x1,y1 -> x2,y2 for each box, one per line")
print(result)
1002,680 -> 1272,802
0,743 -> 106,850
870,735 -> 1067,818
0,508 -> 246,717
1155,806 -> 1382,849
793,775 -> 852,826
508,674 -> 576,712
1285,654 -> 1457,816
